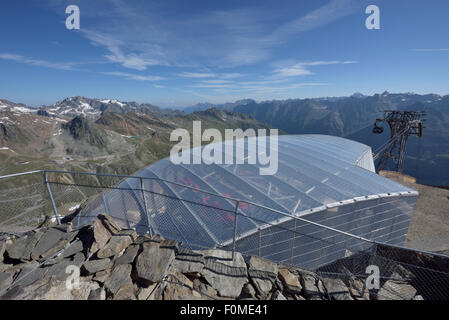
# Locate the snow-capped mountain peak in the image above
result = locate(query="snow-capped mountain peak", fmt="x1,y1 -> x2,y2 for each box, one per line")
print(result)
0,99 -> 36,114
40,96 -> 163,120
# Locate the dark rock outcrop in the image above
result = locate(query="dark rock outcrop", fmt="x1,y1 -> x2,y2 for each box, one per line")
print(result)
0,214 -> 435,300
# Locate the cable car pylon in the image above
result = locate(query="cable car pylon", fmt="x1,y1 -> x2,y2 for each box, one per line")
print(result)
372,110 -> 426,173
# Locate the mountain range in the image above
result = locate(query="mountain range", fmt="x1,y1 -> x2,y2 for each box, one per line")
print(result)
182,92 -> 449,185
1,92 -> 448,185
0,97 -> 274,180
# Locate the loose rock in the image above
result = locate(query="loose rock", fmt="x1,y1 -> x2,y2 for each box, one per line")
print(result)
82,259 -> 113,275
104,264 -> 133,296
97,235 -> 132,259
247,256 -> 278,297
322,277 -> 354,300
377,280 -> 417,300
201,249 -> 248,298
278,268 -> 302,295
113,244 -> 139,267
135,241 -> 175,285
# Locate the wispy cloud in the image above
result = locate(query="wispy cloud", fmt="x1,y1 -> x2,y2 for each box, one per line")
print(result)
188,84 -> 235,88
184,81 -> 330,103
198,80 -> 233,84
178,72 -> 216,78
220,73 -> 247,79
412,49 -> 449,52
101,71 -> 164,81
0,53 -> 79,71
178,72 -> 247,80
267,0 -> 359,43
68,0 -> 361,69
187,79 -> 328,91
273,60 -> 358,78
82,29 -> 166,71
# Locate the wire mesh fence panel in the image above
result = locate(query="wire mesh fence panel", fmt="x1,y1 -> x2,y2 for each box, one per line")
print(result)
2,169 -> 449,300
0,173 -> 50,233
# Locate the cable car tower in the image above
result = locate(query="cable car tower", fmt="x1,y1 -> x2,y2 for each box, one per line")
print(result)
372,110 -> 426,173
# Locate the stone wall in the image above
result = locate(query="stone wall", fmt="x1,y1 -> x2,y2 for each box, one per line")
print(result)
0,214 -> 428,300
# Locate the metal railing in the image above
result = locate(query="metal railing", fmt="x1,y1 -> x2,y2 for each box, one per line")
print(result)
1,169 -> 449,299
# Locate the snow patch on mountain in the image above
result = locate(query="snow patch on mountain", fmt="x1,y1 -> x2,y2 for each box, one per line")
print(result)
100,99 -> 125,107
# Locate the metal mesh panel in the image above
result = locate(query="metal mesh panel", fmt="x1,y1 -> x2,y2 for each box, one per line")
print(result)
0,179 -> 49,232
1,169 -> 449,300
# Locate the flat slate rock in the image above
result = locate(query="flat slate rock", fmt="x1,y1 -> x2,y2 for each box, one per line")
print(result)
30,228 -> 65,259
104,264 -> 133,296
93,269 -> 111,284
322,277 -> 354,300
88,287 -> 106,300
271,290 -> 287,300
61,241 -> 84,258
377,280 -> 417,300
172,249 -> 205,274
97,235 -> 132,259
45,260 -> 74,282
201,250 -> 248,298
82,259 -> 113,275
299,272 -> 321,298
247,256 -> 278,297
31,228 -> 77,260
0,272 -> 14,292
278,268 -> 302,295
0,278 -> 53,300
113,283 -> 136,300
113,244 -> 139,267
15,266 -> 47,288
136,242 -> 175,285
71,252 -> 86,266
115,229 -> 138,242
6,231 -> 42,261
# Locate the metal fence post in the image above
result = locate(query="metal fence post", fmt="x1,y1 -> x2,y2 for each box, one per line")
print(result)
43,171 -> 61,225
290,219 -> 297,265
232,201 -> 239,260
140,177 -> 153,236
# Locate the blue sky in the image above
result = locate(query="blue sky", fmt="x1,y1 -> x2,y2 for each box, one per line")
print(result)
1,0 -> 448,107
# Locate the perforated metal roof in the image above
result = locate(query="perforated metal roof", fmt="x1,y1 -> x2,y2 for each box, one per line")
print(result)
138,134 -> 416,212
78,135 -> 418,250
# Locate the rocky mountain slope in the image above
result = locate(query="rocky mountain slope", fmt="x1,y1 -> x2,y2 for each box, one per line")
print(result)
0,97 -> 276,179
40,96 -> 170,121
2,214 -> 443,300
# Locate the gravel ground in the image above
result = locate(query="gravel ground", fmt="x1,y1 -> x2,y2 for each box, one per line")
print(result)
385,174 -> 449,254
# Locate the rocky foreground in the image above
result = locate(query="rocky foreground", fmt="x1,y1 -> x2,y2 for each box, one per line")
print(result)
0,214 -> 427,300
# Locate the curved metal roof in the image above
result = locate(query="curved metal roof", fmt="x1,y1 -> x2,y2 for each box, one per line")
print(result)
139,134 -> 416,210
78,134 -> 418,249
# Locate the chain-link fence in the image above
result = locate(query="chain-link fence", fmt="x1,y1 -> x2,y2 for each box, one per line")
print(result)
1,169 -> 449,299
0,171 -> 51,234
